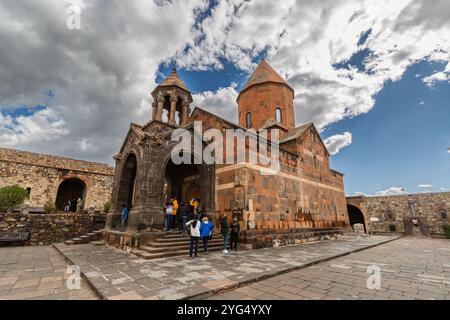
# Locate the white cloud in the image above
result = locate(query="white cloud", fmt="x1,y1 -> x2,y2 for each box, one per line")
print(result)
324,132 -> 352,155
0,0 -> 207,163
418,101 -> 425,106
192,85 -> 239,121
2,0 -> 450,163
418,184 -> 433,188
353,191 -> 367,196
176,0 -> 450,129
447,148 -> 450,153
375,187 -> 407,196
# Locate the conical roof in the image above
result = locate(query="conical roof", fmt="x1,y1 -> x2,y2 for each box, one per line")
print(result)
240,60 -> 294,94
156,68 -> 190,93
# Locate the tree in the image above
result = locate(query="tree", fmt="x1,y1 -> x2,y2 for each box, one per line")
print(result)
0,186 -> 29,212
43,200 -> 57,214
103,201 -> 111,214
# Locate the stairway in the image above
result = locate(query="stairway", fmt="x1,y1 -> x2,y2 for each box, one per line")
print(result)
64,230 -> 105,246
132,233 -> 224,260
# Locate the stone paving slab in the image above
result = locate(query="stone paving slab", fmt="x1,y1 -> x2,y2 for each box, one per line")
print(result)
208,237 -> 450,300
0,246 -> 98,300
54,235 -> 398,300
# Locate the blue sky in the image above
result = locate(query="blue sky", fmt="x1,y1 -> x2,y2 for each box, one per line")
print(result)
0,1 -> 449,196
326,60 -> 450,195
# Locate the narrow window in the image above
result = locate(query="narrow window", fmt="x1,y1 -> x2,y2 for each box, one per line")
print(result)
246,112 -> 252,128
275,107 -> 282,123
26,187 -> 31,199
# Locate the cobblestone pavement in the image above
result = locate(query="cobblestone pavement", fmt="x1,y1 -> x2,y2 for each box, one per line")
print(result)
207,237 -> 450,300
0,246 -> 98,300
53,235 -> 397,300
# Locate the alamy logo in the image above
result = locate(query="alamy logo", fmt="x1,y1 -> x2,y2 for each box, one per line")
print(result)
66,4 -> 81,30
171,121 -> 280,175
66,265 -> 81,290
366,265 -> 381,290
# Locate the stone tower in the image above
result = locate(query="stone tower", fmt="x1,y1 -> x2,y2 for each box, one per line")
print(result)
237,60 -> 295,131
151,68 -> 193,126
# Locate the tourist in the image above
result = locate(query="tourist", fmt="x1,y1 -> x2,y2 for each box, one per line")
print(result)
172,198 -> 179,230
120,204 -> 128,231
185,216 -> 201,259
64,201 -> 70,212
165,201 -> 174,231
76,197 -> 83,213
180,201 -> 189,232
220,215 -> 229,254
229,217 -> 240,251
199,216 -> 214,254
190,198 -> 198,215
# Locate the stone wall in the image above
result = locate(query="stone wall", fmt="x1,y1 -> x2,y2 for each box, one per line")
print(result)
0,147 -> 114,211
347,192 -> 450,238
0,212 -> 106,245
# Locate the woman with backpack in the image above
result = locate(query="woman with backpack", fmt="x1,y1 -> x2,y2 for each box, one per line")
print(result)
185,216 -> 201,259
199,216 -> 214,254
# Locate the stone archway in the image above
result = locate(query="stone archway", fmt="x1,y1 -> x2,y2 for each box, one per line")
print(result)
164,158 -> 202,205
347,204 -> 366,233
56,178 -> 86,211
117,153 -> 137,210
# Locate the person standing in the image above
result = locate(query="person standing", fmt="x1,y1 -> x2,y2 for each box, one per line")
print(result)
120,204 -> 128,231
220,215 -> 229,254
172,198 -> 178,230
229,217 -> 240,251
190,198 -> 198,216
180,201 -> 189,232
165,201 -> 173,231
185,216 -> 201,259
200,216 -> 214,254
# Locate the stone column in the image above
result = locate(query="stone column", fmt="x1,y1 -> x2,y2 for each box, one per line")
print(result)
168,95 -> 177,125
180,103 -> 189,125
151,101 -> 157,120
156,95 -> 164,121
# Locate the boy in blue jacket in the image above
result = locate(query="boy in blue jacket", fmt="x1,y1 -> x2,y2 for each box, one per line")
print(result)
199,216 -> 214,254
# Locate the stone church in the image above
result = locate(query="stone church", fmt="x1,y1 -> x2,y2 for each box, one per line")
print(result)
106,60 -> 349,245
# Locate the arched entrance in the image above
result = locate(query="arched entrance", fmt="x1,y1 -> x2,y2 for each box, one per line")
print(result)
164,158 -> 201,205
347,204 -> 366,233
56,178 -> 86,211
117,153 -> 137,210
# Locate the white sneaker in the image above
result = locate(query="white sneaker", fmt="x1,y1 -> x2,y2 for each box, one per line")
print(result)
223,249 -> 229,254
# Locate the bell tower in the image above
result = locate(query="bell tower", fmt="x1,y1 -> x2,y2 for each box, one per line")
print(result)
237,60 -> 295,131
151,68 -> 193,126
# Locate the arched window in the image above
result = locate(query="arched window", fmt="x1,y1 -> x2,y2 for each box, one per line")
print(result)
275,107 -> 282,123
439,209 -> 448,220
246,112 -> 252,128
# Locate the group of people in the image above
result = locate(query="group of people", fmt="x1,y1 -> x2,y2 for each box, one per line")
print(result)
164,197 -> 202,231
185,213 -> 241,259
63,197 -> 83,213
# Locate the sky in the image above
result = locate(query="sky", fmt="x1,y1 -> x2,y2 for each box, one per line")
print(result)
0,0 -> 449,196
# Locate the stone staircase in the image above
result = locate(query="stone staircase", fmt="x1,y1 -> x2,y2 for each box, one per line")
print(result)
64,230 -> 105,246
132,233 -> 224,260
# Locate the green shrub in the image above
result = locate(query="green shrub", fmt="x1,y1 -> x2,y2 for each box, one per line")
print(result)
103,201 -> 111,214
444,225 -> 450,239
0,186 -> 29,212
43,200 -> 57,214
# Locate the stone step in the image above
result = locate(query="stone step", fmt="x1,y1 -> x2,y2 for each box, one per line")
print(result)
64,240 -> 75,245
86,233 -> 99,241
72,238 -> 83,244
157,235 -> 222,243
152,238 -> 223,247
91,240 -> 106,246
79,235 -> 91,243
142,242 -> 224,254
133,246 -> 224,260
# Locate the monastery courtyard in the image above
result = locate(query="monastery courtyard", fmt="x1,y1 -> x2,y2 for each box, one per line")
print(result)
0,236 -> 449,300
